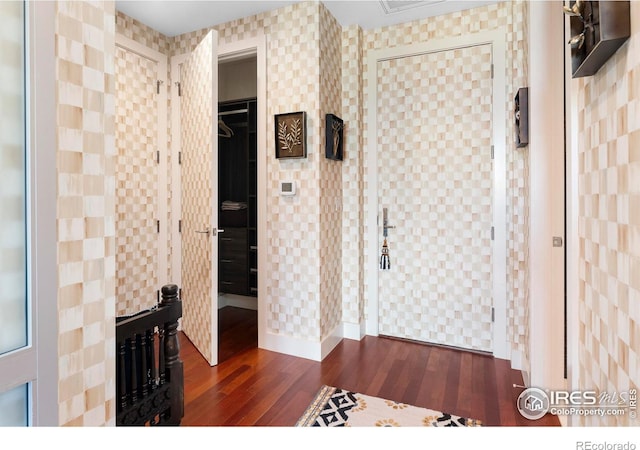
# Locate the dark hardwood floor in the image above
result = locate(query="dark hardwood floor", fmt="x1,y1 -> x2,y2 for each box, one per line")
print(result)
180,306 -> 560,426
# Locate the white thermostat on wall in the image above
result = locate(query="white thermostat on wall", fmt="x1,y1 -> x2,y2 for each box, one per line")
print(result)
279,181 -> 296,196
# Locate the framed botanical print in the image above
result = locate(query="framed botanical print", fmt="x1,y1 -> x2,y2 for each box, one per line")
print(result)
275,111 -> 306,159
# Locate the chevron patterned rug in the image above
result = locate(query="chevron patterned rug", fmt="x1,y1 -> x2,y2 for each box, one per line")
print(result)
296,385 -> 482,427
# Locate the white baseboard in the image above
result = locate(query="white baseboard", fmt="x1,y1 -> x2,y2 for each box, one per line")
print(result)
343,320 -> 366,341
511,348 -> 523,371
260,323 -> 343,362
510,349 -> 533,389
321,324 -> 343,359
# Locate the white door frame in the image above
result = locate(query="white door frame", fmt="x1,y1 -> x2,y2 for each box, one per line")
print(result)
528,1 -> 566,393
365,30 -> 508,360
170,52 -> 188,292
170,33 -> 267,352
115,34 -> 169,290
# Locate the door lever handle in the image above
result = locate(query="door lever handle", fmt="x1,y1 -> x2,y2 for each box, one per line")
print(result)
195,228 -> 210,237
195,227 -> 225,237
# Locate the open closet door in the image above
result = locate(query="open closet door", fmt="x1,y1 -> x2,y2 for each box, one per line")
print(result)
180,30 -> 220,366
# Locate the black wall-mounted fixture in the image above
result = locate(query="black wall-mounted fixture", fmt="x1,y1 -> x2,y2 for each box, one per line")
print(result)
566,1 -> 631,78
515,87 -> 528,148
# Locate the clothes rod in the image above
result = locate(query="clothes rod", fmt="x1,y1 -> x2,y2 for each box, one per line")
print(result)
219,108 -> 248,116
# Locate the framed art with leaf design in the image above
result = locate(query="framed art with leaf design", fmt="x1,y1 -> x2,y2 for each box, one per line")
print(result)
325,114 -> 344,161
275,111 -> 306,159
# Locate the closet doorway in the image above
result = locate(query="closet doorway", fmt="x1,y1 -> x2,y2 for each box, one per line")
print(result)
171,35 -> 267,366
216,60 -> 258,362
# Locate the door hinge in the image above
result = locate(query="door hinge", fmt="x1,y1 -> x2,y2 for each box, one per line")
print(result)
491,226 -> 494,241
175,81 -> 182,97
156,219 -> 160,233
178,219 -> 182,233
491,64 -> 494,79
491,145 -> 494,160
156,150 -> 160,164
492,307 -> 495,323
178,151 -> 182,165
156,80 -> 163,94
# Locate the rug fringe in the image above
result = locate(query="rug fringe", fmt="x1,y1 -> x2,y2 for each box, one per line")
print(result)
295,385 -> 337,427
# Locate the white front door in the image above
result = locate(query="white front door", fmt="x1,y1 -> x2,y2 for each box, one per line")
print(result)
375,43 -> 495,353
179,30 -> 220,366
367,32 -> 508,358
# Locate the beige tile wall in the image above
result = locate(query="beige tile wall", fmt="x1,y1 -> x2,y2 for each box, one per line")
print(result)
506,0 -> 530,377
574,2 -> 639,426
261,2 -> 324,340
341,25 -> 365,330
319,5 -> 343,338
56,0 -> 116,426
114,46 -> 159,316
115,12 -> 174,285
115,11 -> 170,55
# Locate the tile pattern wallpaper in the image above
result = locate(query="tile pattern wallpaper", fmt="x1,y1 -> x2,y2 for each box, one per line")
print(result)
261,2 -> 323,340
505,0 -> 530,377
115,12 -> 173,284
361,0 -> 530,363
574,2 -> 639,426
55,0 -> 116,426
179,32 -> 216,364
115,11 -> 170,55
375,45 -> 494,351
341,25 -> 365,330
319,5 -> 343,339
0,1 -> 26,355
114,46 -> 159,316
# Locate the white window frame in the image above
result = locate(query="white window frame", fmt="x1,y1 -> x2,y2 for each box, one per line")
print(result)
0,1 -> 58,426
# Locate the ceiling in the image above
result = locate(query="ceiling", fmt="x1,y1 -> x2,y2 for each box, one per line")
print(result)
115,0 -> 499,37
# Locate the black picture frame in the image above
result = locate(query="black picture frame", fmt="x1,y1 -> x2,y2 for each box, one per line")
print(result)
275,111 -> 306,159
325,114 -> 344,161
515,88 -> 528,148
